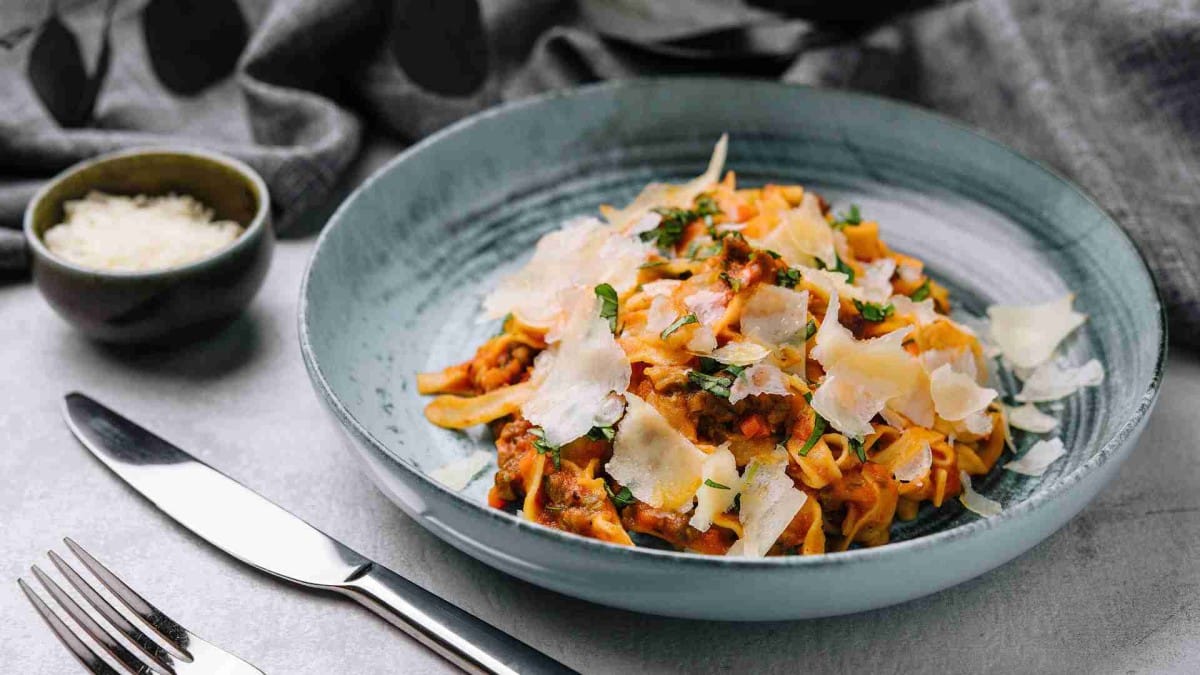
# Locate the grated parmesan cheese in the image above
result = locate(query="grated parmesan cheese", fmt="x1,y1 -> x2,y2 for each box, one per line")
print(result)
43,191 -> 244,272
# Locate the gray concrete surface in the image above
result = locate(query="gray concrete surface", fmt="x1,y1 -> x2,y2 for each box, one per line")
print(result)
2,154 -> 1198,673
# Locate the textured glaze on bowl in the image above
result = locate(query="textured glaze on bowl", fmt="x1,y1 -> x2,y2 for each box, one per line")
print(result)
25,147 -> 273,344
300,79 -> 1164,621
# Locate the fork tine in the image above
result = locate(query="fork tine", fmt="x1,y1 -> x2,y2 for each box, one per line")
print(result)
50,550 -> 184,670
19,578 -> 122,675
64,537 -> 191,656
31,565 -> 152,675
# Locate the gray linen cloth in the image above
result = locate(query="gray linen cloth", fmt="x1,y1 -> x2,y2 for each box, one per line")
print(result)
1,0 -> 1195,346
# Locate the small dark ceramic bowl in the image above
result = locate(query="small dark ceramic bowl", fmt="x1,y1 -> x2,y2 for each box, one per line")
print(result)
24,147 -> 273,344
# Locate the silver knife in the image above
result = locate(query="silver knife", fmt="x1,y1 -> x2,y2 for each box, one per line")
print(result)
62,392 -> 576,675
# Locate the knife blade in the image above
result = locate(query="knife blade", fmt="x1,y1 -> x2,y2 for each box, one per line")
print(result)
63,392 -> 575,675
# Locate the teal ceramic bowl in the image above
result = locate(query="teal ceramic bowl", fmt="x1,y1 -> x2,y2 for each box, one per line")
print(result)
300,79 -> 1165,620
25,147 -> 273,344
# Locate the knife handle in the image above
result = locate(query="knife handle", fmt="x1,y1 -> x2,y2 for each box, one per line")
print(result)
337,562 -> 576,675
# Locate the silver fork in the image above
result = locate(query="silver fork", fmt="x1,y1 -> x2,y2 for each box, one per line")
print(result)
18,537 -> 262,674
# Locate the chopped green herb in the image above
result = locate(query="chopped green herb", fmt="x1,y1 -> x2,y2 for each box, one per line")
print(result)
660,313 -> 698,339
698,356 -> 723,374
687,370 -> 734,399
850,438 -> 867,463
719,271 -> 742,293
833,204 -> 862,230
814,254 -> 856,283
804,318 -> 817,341
586,426 -> 616,442
605,482 -> 636,508
529,427 -> 562,469
776,266 -> 802,289
594,283 -> 619,333
797,413 -> 827,456
496,312 -> 513,336
853,299 -> 895,322
642,197 -> 722,251
704,478 -> 731,490
910,278 -> 931,302
732,492 -> 742,513
764,249 -> 782,259
725,364 -> 747,377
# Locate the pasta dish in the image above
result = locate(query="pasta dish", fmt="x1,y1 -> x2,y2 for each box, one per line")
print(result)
418,136 -> 1100,557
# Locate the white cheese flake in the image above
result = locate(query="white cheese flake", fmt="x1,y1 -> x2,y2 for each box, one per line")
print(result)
429,450 -> 493,491
859,258 -> 897,303
1007,403 -> 1059,433
522,293 -> 631,446
686,324 -> 718,353
729,363 -> 793,404
607,394 -> 708,512
689,444 -> 741,532
959,470 -> 1002,517
732,450 -> 808,557
709,341 -> 771,366
987,294 -> 1087,369
483,217 -> 652,328
646,296 -> 676,335
891,295 -> 940,326
929,364 -> 997,422
1015,359 -> 1105,403
683,289 -> 727,327
740,285 -> 809,355
607,135 -> 728,232
755,192 -> 837,269
892,442 -> 932,482
641,279 -> 681,297
1004,438 -> 1066,476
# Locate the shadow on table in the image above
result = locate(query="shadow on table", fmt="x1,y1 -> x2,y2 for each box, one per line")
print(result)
81,309 -> 263,381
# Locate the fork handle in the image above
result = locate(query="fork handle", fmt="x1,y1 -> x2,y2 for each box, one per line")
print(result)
337,562 -> 576,675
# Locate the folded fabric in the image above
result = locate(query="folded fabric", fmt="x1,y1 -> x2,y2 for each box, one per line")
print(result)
1,0 -> 1195,348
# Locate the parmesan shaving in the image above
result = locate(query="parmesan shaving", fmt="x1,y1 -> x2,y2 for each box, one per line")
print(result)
483,217 -> 651,328
891,295 -> 939,326
860,258 -> 897,303
1015,359 -> 1105,403
740,286 -> 809,355
812,291 -> 928,437
608,394 -> 708,512
684,290 -> 727,327
929,364 -> 997,422
646,296 -> 676,334
709,341 -> 770,367
729,363 -> 792,404
1007,403 -> 1058,433
686,324 -> 718,353
607,134 -> 728,232
987,294 -> 1087,369
641,279 -> 681,297
734,451 -> 808,557
756,193 -> 837,269
429,450 -> 492,491
1004,437 -> 1066,476
522,294 -> 631,446
892,442 -> 932,482
959,470 -> 1002,517
689,444 -> 741,532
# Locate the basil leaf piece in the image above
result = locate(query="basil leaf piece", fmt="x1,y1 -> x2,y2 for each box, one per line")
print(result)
797,413 -> 827,456
704,478 -> 731,490
853,299 -> 895,322
687,370 -> 733,399
594,283 -> 619,332
910,279 -> 931,302
605,483 -> 636,508
660,313 -> 698,339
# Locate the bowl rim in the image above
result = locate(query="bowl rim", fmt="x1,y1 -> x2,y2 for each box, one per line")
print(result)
23,145 -> 271,280
298,77 -> 1168,569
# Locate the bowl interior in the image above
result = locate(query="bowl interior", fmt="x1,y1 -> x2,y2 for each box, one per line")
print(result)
28,150 -> 264,245
302,80 -> 1162,555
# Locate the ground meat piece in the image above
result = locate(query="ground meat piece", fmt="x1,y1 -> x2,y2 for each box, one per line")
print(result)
621,502 -> 736,555
468,336 -> 537,392
492,417 -> 535,501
